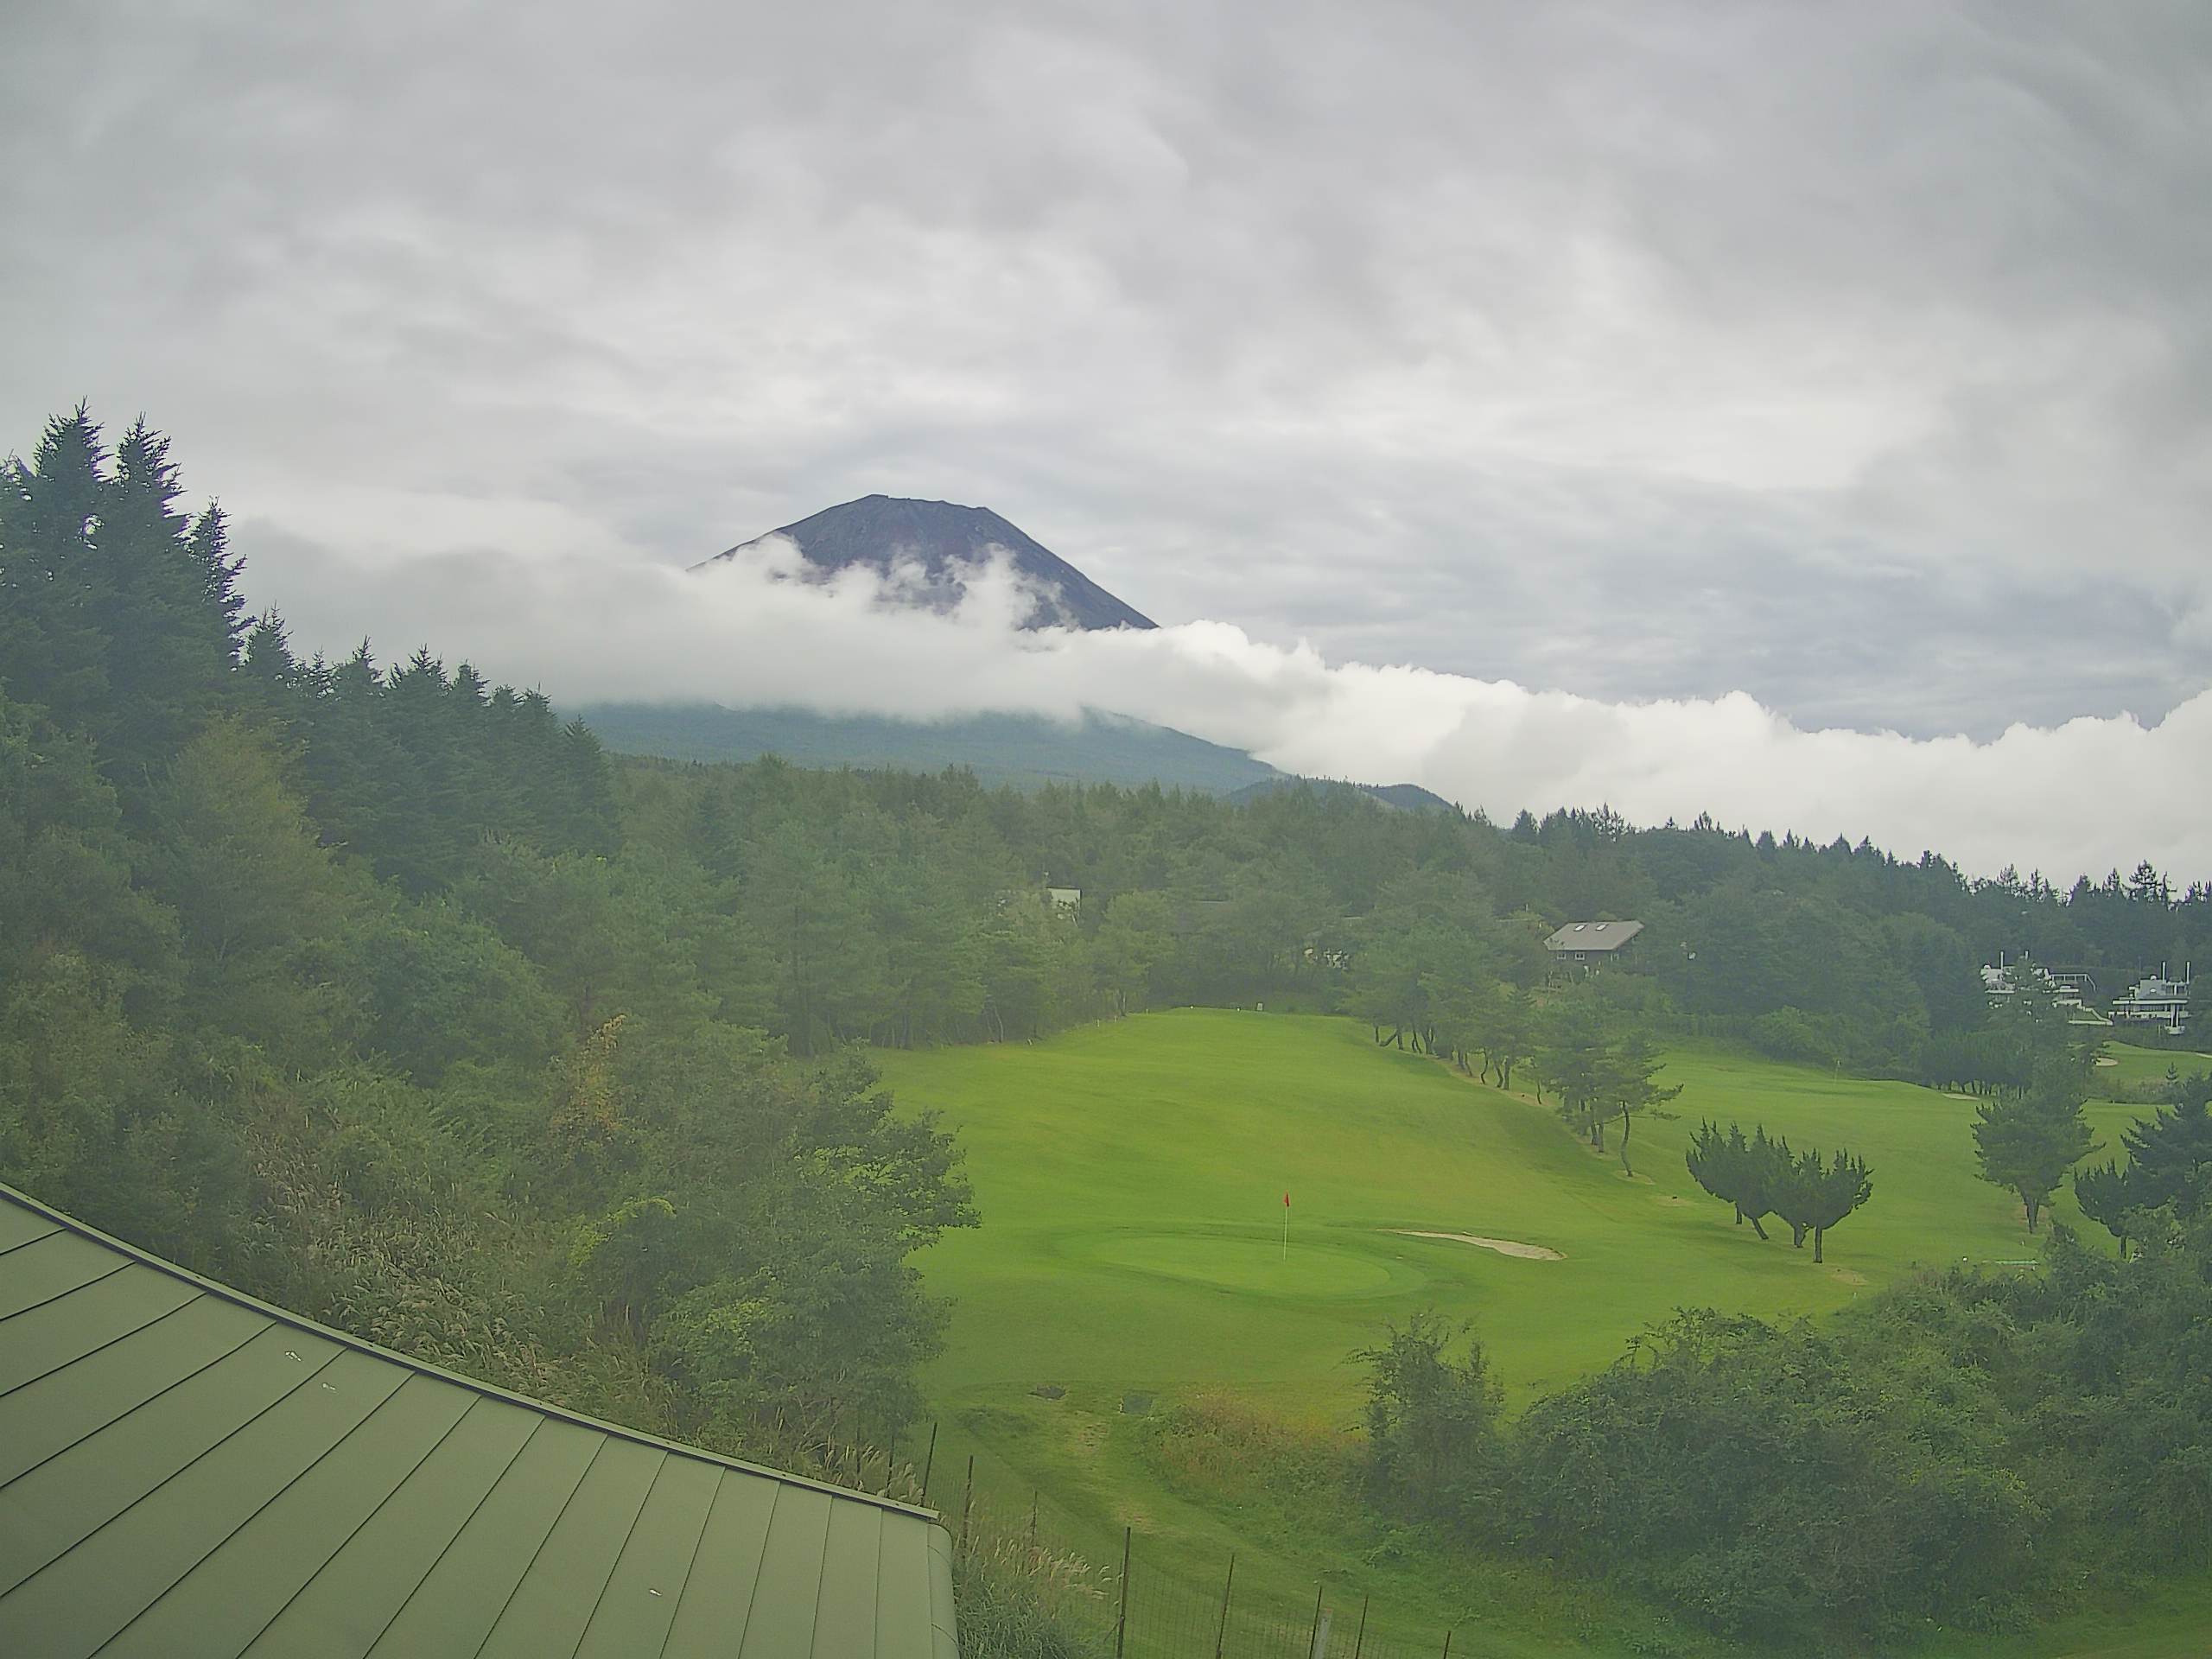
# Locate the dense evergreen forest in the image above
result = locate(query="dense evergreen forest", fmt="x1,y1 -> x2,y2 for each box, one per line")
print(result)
6,414 -> 2212,1648
0,413 -> 976,1466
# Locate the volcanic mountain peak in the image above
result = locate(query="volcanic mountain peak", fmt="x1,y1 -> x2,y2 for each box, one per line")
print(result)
697,493 -> 1155,632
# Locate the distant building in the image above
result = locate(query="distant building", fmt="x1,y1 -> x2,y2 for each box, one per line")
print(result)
2112,973 -> 2193,1035
1982,957 -> 2112,1026
1046,887 -> 1081,917
1543,919 -> 1643,968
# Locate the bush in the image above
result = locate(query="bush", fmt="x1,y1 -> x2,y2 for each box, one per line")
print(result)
1748,1006 -> 1845,1069
1354,1221 -> 2212,1646
1356,1312 -> 1504,1522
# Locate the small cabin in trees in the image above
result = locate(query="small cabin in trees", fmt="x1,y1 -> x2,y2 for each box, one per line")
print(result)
1544,919 -> 1643,969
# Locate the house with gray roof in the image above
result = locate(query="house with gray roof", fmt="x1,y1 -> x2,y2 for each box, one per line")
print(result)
1543,919 -> 1644,969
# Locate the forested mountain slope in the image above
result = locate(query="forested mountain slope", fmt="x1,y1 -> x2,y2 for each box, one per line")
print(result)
570,701 -> 1282,793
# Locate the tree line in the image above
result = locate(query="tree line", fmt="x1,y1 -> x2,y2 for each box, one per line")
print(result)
0,411 -> 973,1470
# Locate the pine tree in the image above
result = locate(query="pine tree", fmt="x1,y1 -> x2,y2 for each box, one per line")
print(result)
2119,1095 -> 2212,1218
97,420 -> 242,777
2073,1159 -> 2144,1256
0,409 -> 113,728
1784,1146 -> 1874,1262
1597,1028 -> 1681,1175
1973,1078 -> 2095,1232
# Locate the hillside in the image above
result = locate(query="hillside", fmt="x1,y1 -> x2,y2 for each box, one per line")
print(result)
696,493 -> 1156,631
1228,774 -> 1461,813
571,702 -> 1283,792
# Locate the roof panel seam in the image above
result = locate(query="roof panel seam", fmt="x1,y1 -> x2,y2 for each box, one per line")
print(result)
349,1408 -> 550,1659
649,1466 -> 722,1659
731,1478 -> 782,1655
0,1287 -> 207,1402
466,1432 -> 615,1659
0,1341 -> 343,1605
571,1449 -> 672,1658
0,1256 -> 130,1324
83,1363 -> 417,1658
232,1383 -> 493,1657
0,1224 -> 61,1260
0,1307 -> 272,1497
804,1492 -> 846,1659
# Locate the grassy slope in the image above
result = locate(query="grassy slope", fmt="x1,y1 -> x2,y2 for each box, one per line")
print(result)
2098,1039 -> 2212,1094
880,1011 -> 2201,1656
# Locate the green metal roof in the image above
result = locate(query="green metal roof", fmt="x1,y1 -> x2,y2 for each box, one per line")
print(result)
0,1182 -> 958,1659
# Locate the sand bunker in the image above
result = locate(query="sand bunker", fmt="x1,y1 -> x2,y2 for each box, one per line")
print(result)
1386,1230 -> 1563,1261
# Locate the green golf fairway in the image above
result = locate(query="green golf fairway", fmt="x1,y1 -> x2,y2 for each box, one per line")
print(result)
1081,1230 -> 1414,1297
879,1009 -> 2193,1655
884,1010 -> 2142,1411
2097,1039 -> 2211,1095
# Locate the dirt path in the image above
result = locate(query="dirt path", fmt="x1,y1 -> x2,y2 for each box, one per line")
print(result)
1384,1229 -> 1564,1261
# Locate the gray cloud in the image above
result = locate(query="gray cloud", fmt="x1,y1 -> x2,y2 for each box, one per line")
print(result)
2,4 -> 2207,755
247,533 -> 2212,882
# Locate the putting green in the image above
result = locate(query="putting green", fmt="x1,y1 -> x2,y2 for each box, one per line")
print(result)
878,1010 -> 2171,1656
1080,1229 -> 1414,1298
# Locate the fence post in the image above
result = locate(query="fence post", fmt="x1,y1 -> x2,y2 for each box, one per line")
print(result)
960,1455 -> 975,1548
1213,1554 -> 1235,1659
1307,1582 -> 1324,1656
1114,1526 -> 1131,1659
1352,1593 -> 1368,1659
920,1421 -> 938,1504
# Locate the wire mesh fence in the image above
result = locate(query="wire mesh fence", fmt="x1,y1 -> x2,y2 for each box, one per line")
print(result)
913,1425 -> 1462,1659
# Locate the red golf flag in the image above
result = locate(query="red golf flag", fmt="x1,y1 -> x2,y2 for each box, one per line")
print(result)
1283,1192 -> 1291,1208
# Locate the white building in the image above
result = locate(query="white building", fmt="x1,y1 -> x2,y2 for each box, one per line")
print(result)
1982,957 -> 2110,1025
2111,973 -> 2192,1035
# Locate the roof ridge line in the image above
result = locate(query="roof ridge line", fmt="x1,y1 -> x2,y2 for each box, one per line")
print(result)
0,1181 -> 941,1523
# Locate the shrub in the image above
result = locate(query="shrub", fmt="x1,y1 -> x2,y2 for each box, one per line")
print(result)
1355,1311 -> 1504,1522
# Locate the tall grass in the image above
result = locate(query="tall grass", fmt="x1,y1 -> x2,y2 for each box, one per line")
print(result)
954,1529 -> 1113,1659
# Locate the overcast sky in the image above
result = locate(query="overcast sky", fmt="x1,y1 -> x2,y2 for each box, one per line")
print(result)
4,2 -> 2208,874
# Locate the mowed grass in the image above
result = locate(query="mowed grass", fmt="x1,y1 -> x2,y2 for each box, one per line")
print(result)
879,1011 -> 2188,1656
2096,1039 -> 2211,1096
887,1010 -> 2138,1411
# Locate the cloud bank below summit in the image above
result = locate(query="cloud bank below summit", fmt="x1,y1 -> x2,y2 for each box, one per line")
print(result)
257,535 -> 2212,885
